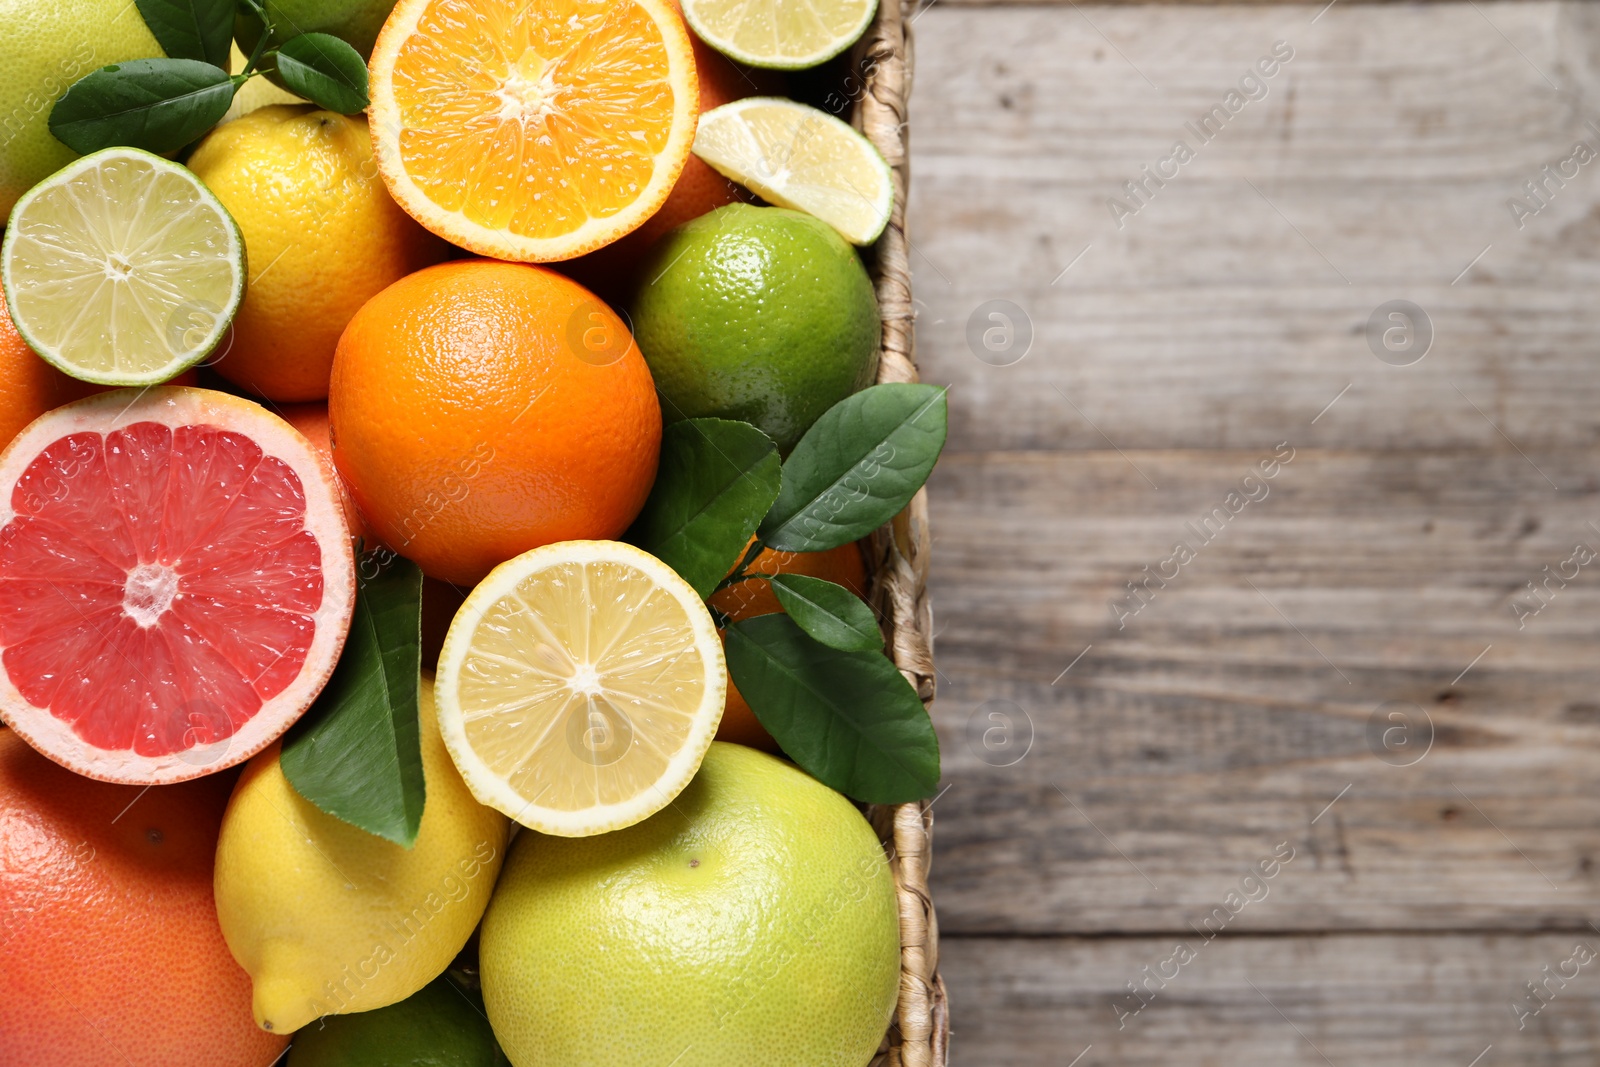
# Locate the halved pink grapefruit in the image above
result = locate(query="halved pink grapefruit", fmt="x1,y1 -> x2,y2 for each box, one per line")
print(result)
0,388 -> 356,784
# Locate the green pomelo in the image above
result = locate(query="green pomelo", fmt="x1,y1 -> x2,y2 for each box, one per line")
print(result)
480,742 -> 901,1067
0,0 -> 165,219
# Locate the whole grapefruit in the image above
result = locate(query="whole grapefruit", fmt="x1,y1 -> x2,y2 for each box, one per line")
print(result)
0,729 -> 287,1067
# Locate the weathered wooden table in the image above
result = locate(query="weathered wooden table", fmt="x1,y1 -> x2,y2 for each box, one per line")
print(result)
912,1 -> 1600,1061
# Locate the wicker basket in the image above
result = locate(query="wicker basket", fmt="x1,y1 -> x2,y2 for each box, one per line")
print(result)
850,2 -> 948,1064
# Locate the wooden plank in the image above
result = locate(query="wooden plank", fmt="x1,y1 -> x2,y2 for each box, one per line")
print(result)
924,448 -> 1600,933
907,1 -> 1600,453
942,933 -> 1600,1065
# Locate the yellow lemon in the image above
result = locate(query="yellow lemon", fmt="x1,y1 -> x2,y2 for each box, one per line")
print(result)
215,678 -> 509,1035
187,104 -> 449,401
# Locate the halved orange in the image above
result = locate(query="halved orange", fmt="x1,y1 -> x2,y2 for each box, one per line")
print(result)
369,0 -> 700,262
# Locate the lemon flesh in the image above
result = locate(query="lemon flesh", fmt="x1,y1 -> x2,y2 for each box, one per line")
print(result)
435,540 -> 726,838
682,0 -> 877,69
693,97 -> 894,246
480,742 -> 902,1067
1,147 -> 245,386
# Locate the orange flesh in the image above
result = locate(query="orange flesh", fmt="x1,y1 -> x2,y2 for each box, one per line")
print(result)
391,0 -> 680,239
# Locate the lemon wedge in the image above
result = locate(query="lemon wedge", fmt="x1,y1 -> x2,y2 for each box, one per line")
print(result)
693,97 -> 894,245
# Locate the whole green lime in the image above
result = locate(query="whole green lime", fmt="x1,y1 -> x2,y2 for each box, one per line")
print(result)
479,742 -> 901,1067
287,973 -> 509,1067
236,0 -> 397,73
0,0 -> 166,219
630,204 -> 880,453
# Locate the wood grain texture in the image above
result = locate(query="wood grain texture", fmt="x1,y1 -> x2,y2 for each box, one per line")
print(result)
908,1 -> 1600,454
926,448 -> 1600,933
909,0 -> 1600,1060
943,934 -> 1600,1065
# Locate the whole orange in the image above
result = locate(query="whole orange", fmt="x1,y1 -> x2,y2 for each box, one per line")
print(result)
709,540 -> 870,750
0,298 -> 99,449
330,260 -> 662,584
0,730 -> 287,1067
0,300 -> 199,449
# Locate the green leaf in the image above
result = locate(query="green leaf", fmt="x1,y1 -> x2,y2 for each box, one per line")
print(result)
759,383 -> 947,553
274,33 -> 370,114
49,59 -> 235,155
135,0 -> 234,68
769,574 -> 883,651
626,418 -> 781,597
725,613 -> 938,804
281,554 -> 426,847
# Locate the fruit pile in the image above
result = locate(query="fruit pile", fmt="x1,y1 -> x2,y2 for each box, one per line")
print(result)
0,0 -> 941,1064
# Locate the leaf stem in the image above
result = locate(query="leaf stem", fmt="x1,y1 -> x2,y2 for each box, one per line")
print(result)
711,538 -> 767,595
237,0 -> 275,81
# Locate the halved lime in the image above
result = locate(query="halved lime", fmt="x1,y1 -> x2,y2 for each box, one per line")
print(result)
1,148 -> 246,387
692,97 -> 894,245
682,0 -> 877,69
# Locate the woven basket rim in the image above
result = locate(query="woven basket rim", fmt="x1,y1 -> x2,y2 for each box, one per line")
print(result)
850,1 -> 947,1063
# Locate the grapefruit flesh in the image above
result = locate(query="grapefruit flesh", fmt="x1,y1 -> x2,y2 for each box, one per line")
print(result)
0,388 -> 355,784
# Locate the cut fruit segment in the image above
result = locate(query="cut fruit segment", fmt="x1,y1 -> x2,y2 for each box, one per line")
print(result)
1,148 -> 246,387
368,0 -> 700,262
681,0 -> 876,70
693,97 -> 893,245
0,388 -> 355,785
435,540 -> 726,836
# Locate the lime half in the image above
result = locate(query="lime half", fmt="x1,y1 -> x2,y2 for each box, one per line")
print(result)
693,98 -> 894,245
682,0 -> 877,69
2,148 -> 246,386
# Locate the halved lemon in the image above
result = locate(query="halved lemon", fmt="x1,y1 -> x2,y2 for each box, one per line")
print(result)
368,0 -> 700,263
435,541 -> 726,836
1,148 -> 246,386
682,0 -> 876,70
693,97 -> 893,245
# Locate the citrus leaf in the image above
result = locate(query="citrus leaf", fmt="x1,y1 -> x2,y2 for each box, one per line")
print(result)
759,383 -> 947,553
725,613 -> 938,803
274,33 -> 369,114
626,418 -> 780,597
281,554 -> 425,847
134,0 -> 234,68
48,59 -> 235,155
769,574 -> 883,651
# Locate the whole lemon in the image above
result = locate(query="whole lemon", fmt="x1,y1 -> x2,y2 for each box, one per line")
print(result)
0,0 -> 165,218
479,742 -> 900,1067
215,678 -> 510,1035
630,204 -> 880,453
187,105 -> 450,401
